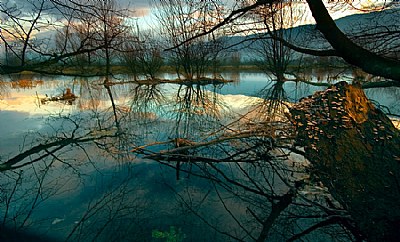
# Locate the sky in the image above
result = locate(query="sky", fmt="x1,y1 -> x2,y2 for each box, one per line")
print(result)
118,0 -> 153,16
119,0 -> 395,29
1,0 -> 393,28
0,0 -> 395,45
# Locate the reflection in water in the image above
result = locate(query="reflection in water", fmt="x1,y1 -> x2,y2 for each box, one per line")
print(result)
76,78 -> 103,111
259,80 -> 287,116
1,73 -> 45,101
173,83 -> 222,139
9,73 -> 43,89
171,83 -> 225,180
0,81 -> 10,99
129,83 -> 165,120
0,74 -> 236,240
0,72 -> 399,241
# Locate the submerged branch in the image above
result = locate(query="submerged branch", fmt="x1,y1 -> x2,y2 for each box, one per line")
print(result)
138,131 -> 274,159
0,132 -> 117,172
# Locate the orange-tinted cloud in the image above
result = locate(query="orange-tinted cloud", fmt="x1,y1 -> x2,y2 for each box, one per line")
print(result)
131,7 -> 150,17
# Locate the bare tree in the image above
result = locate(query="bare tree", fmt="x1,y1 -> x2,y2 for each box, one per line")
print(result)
121,27 -> 164,80
0,0 -> 52,67
251,1 -> 303,82
139,1 -> 400,240
156,0 -> 226,80
0,0 -> 129,76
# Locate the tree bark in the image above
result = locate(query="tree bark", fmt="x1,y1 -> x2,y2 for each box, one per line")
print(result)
290,81 -> 400,241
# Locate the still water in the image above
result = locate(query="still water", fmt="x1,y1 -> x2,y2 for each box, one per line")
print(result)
0,72 -> 399,241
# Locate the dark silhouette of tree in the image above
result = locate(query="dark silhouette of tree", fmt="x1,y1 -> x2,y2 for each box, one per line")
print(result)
143,1 -> 400,241
251,1 -> 302,82
156,0 -> 226,80
2,1 -> 400,241
185,0 -> 400,82
0,0 -> 128,76
122,28 -> 164,80
305,0 -> 400,81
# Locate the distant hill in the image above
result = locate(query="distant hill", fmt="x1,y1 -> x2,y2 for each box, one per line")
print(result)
2,7 -> 398,66
224,7 -> 400,62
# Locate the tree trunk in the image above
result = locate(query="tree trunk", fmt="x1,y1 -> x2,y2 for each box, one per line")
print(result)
290,82 -> 400,241
305,0 -> 400,82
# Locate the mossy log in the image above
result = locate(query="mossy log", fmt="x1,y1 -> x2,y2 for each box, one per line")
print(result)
290,81 -> 400,241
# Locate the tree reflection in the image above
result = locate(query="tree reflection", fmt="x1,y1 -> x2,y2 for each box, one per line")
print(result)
1,75 -> 386,241
129,83 -> 166,120
258,80 -> 288,118
0,87 -> 137,239
137,79 -> 362,241
0,80 -> 10,99
64,168 -> 151,242
168,83 -> 224,179
141,118 -> 357,241
0,77 -> 229,240
173,83 -> 222,138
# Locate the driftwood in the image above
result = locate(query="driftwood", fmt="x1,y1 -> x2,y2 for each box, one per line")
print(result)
290,81 -> 400,241
40,88 -> 77,105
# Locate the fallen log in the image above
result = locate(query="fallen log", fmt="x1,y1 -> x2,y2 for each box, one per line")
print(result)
290,81 -> 400,241
40,88 -> 77,105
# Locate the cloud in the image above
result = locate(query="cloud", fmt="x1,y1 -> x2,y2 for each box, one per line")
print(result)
118,0 -> 151,8
132,8 -> 151,17
117,0 -> 152,17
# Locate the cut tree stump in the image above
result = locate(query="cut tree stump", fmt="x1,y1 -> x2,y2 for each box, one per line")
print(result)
290,81 -> 400,242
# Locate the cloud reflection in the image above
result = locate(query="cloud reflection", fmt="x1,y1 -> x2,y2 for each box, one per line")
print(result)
118,0 -> 152,17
